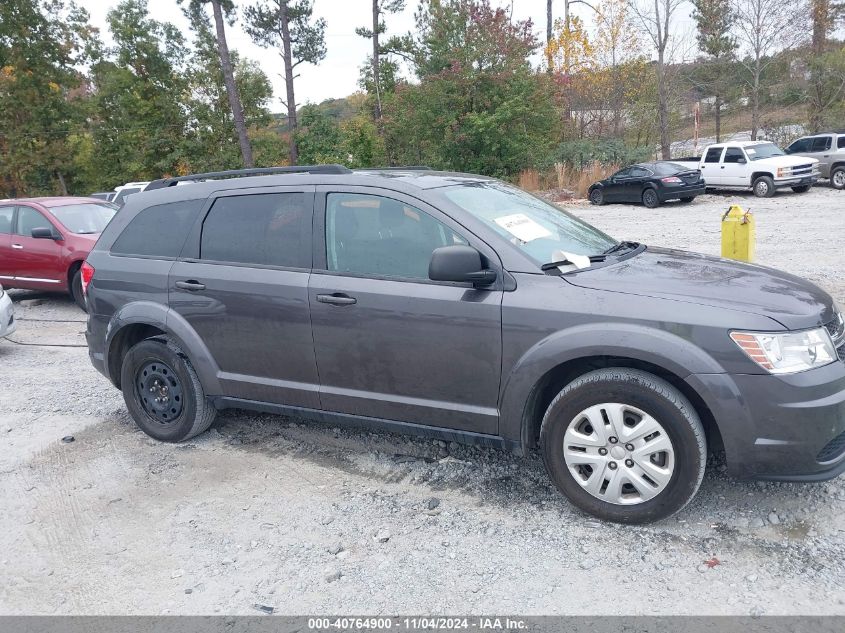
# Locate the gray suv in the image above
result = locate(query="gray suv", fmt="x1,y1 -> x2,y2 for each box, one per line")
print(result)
84,166 -> 845,524
785,132 -> 845,189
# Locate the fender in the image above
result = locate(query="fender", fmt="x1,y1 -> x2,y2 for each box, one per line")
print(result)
104,301 -> 222,395
498,322 -> 726,449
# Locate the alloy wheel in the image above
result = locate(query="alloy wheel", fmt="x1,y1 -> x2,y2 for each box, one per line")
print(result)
562,403 -> 675,505
833,171 -> 845,189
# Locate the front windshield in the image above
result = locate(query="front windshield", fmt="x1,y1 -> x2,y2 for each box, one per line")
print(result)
441,181 -> 617,263
47,203 -> 117,234
746,143 -> 785,160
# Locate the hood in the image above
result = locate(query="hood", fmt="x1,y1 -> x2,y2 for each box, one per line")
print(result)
753,154 -> 818,167
564,246 -> 836,330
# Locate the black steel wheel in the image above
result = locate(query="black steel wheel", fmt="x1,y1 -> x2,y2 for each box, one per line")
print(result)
135,360 -> 184,425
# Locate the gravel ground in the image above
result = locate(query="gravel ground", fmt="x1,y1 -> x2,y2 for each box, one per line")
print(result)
1,187 -> 844,616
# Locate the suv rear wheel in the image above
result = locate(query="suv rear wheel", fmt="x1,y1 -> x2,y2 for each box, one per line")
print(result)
70,269 -> 86,312
540,368 -> 706,523
120,337 -> 217,442
831,166 -> 845,190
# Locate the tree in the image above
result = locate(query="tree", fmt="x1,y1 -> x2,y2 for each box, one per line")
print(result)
629,0 -> 685,158
244,0 -> 327,164
88,0 -> 189,184
389,0 -> 558,176
807,0 -> 844,130
546,0 -> 554,70
355,1 -> 410,126
0,0 -> 94,196
181,8 -> 274,173
181,0 -> 255,167
691,0 -> 737,141
732,0 -> 795,140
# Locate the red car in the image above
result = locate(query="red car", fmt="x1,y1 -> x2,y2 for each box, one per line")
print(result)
0,197 -> 117,310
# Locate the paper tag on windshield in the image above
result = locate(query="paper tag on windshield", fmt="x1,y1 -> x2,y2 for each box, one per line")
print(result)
552,249 -> 590,271
494,213 -> 552,243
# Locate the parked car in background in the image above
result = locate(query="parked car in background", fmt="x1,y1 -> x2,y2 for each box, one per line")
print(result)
0,197 -> 117,311
0,284 -> 16,339
113,182 -> 151,206
672,141 -> 819,197
588,162 -> 705,208
84,165 -> 845,524
89,191 -> 116,202
785,132 -> 845,190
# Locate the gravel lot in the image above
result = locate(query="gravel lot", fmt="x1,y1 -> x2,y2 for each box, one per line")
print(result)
1,187 -> 844,616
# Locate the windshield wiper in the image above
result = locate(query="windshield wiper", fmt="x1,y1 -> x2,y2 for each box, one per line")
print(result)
540,254 -> 607,271
602,241 -> 639,256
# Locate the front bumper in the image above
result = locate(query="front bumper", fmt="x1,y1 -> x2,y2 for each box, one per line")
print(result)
688,360 -> 845,481
0,292 -> 16,338
773,174 -> 819,188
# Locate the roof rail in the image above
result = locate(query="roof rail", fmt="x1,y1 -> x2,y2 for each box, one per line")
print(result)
145,165 -> 352,191
355,165 -> 433,171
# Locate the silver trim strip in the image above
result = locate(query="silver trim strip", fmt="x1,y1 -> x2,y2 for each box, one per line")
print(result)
15,277 -> 62,284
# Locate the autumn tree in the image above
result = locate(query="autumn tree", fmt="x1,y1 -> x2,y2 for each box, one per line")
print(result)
629,0 -> 685,158
691,0 -> 737,141
807,0 -> 845,130
0,0 -> 94,196
732,0 -> 795,139
389,0 -> 557,175
244,0 -> 327,164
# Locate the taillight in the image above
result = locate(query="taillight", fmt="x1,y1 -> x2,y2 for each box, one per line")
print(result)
661,176 -> 683,183
80,261 -> 95,296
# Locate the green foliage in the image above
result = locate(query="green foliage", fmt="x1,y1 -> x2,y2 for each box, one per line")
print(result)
180,14 -> 274,172
0,0 -> 94,196
295,105 -> 386,168
243,0 -> 327,67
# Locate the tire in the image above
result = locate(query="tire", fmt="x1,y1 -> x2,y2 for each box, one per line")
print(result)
589,188 -> 604,205
680,196 -> 695,203
752,175 -> 775,198
539,368 -> 706,524
830,167 -> 845,190
120,337 -> 217,442
70,269 -> 87,312
641,188 -> 660,208
791,185 -> 810,193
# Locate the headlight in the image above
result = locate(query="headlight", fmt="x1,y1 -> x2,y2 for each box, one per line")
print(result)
731,328 -> 836,374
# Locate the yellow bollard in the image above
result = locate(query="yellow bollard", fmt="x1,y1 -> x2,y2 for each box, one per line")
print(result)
721,204 -> 755,262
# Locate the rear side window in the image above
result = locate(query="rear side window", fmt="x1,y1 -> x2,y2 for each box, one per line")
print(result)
838,136 -> 845,149
704,147 -> 723,163
111,200 -> 203,258
811,136 -> 832,152
200,193 -> 311,268
0,206 -> 13,234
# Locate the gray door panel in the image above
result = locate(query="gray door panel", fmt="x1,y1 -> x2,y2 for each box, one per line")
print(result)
309,273 -> 502,433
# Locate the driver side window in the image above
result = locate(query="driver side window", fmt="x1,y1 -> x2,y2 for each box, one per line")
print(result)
326,193 -> 466,280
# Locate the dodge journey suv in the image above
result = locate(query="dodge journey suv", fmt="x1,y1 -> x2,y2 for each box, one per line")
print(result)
84,166 -> 845,523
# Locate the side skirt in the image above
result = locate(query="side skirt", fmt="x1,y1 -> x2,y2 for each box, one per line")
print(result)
212,396 -> 522,454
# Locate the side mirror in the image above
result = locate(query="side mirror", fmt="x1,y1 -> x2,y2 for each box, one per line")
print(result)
31,227 -> 61,240
737,158 -> 747,164
429,245 -> 497,287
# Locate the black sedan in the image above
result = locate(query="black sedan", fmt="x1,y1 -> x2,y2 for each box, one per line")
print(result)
588,162 -> 705,208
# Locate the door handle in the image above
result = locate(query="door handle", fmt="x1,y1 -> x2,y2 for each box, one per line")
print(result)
175,280 -> 206,291
316,293 -> 357,306
720,166 -> 725,169
11,244 -> 22,249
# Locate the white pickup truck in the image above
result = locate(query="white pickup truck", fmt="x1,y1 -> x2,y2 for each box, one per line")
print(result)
671,140 -> 820,197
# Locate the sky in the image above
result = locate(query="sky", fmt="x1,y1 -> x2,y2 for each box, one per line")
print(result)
79,0 -> 601,110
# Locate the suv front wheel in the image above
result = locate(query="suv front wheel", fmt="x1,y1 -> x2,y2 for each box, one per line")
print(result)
540,368 -> 706,523
120,337 -> 217,442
